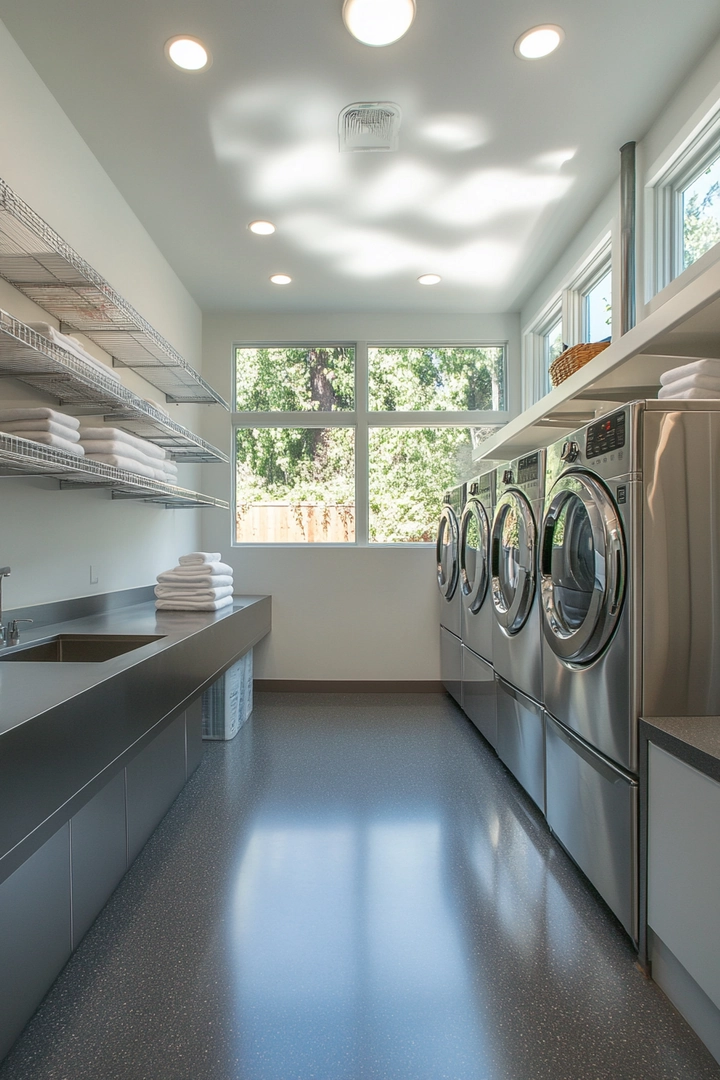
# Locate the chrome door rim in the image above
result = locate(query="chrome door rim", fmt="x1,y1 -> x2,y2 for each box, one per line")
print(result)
436,505 -> 459,600
491,490 -> 537,633
540,471 -> 626,663
460,498 -> 491,613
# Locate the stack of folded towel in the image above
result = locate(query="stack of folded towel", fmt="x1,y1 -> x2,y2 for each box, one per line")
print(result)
155,553 -> 234,611
161,458 -> 179,485
28,322 -> 122,384
0,407 -> 84,456
659,358 -> 720,399
79,426 -> 169,480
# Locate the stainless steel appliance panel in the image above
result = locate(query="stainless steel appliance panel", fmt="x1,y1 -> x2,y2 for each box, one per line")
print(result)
545,713 -> 637,942
461,645 -> 497,747
440,625 -> 462,706
642,407 -> 720,717
437,487 -> 464,638
496,676 -> 545,813
70,769 -> 127,946
460,473 -> 495,662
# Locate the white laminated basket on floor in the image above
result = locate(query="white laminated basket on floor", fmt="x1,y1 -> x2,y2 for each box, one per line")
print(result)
202,649 -> 253,740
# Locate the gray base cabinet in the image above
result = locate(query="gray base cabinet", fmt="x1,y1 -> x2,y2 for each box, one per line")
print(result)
0,825 -> 72,1061
71,770 -> 127,947
127,713 -> 186,864
186,696 -> 203,776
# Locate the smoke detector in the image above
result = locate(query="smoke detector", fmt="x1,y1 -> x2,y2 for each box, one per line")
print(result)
339,102 -> 402,152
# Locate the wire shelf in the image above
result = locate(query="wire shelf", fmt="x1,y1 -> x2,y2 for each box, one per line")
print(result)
0,180 -> 228,407
0,434 -> 229,509
0,311 -> 228,463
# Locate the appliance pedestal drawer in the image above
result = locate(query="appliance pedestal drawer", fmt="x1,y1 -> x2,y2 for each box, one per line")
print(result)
462,645 -> 496,747
440,626 -> 462,706
496,676 -> 545,813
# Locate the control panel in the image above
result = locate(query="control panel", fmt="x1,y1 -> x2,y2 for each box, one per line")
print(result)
516,452 -> 539,485
586,410 -> 626,459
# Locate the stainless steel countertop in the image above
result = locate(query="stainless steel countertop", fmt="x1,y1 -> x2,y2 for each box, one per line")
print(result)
0,596 -> 271,884
640,716 -> 720,784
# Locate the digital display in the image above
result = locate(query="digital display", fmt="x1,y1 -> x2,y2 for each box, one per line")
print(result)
478,474 -> 493,499
517,452 -> 539,484
586,410 -> 626,458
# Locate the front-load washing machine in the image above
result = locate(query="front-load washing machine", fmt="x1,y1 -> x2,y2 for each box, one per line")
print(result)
540,399 -> 720,943
491,451 -> 546,811
459,470 -> 497,745
437,483 -> 465,705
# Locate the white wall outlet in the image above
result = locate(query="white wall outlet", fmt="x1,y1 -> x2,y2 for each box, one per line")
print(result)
89,565 -> 99,585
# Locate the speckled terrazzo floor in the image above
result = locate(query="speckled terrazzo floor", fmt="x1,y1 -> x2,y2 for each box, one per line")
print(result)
1,692 -> 718,1080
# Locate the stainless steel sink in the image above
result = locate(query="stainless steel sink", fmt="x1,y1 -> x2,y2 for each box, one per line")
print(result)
0,634 -> 165,662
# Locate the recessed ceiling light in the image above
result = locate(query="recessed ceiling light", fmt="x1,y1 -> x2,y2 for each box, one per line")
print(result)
514,24 -> 564,60
165,36 -> 212,71
342,0 -> 416,47
418,274 -> 441,285
249,220 -> 276,235
270,274 -> 292,285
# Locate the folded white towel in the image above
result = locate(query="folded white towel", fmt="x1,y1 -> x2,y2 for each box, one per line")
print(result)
78,427 -> 167,461
157,574 -> 233,590
160,562 -> 233,578
0,420 -> 81,442
79,439 -> 162,467
3,431 -> 85,456
154,584 -> 234,602
144,397 -> 171,417
155,595 -> 234,612
178,552 -> 222,566
163,460 -> 179,473
659,358 -> 720,385
658,385 -> 720,400
0,407 -> 81,428
657,372 -> 720,395
84,453 -> 159,478
27,322 -> 122,383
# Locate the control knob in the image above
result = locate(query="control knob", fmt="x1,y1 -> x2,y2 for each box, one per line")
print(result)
469,482 -> 478,495
561,440 -> 581,463
502,469 -> 514,485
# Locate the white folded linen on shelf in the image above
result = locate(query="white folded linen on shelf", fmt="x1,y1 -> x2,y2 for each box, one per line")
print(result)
27,322 -> 122,383
3,431 -> 85,455
0,419 -> 81,441
159,561 -> 233,579
0,407 -> 80,428
657,372 -> 720,395
178,552 -> 222,566
155,595 -> 234,612
84,453 -> 159,478
659,358 -> 720,385
154,584 -> 234,602
144,397 -> 171,417
79,438 -> 162,465
156,571 -> 233,587
78,426 -> 167,460
658,385 -> 720,399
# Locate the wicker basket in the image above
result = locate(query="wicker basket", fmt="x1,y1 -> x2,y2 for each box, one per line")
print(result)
550,341 -> 611,387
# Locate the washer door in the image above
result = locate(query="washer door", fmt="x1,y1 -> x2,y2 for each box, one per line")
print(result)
460,498 -> 491,613
436,505 -> 459,600
491,490 -> 537,633
540,472 -> 626,663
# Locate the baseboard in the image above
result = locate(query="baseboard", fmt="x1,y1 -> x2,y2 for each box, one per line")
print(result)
254,680 -> 445,693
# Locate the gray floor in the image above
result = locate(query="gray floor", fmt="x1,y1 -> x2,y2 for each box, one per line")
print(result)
1,692 -> 718,1080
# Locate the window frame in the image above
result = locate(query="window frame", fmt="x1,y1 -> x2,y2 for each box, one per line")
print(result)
652,106 -> 720,294
231,339 -> 510,548
524,298 -> 562,405
566,238 -> 613,346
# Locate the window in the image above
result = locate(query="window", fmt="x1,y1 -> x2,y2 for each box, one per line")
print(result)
233,343 -> 507,545
582,268 -> 612,342
544,316 -> 564,371
681,152 -> 720,270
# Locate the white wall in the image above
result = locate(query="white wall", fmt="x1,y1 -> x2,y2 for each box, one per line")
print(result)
200,311 -> 520,680
0,20 -> 209,609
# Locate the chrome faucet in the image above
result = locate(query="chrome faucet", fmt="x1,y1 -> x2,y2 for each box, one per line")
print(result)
0,567 -> 10,649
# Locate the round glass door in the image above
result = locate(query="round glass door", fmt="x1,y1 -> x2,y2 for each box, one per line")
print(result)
460,499 -> 491,612
491,491 -> 537,633
540,472 -> 626,663
436,506 -> 459,600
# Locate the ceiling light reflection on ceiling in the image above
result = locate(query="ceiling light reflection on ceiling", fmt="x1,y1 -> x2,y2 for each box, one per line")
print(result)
342,0 -> 416,46
421,114 -> 488,152
270,274 -> 292,285
249,220 -> 276,235
418,274 -> 441,285
514,25 -> 564,60
165,36 -> 211,71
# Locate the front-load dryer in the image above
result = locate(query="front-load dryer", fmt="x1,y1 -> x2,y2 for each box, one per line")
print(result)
437,484 -> 465,705
460,470 -> 497,745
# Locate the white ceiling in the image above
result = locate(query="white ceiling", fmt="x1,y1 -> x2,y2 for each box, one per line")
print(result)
1,0 -> 720,315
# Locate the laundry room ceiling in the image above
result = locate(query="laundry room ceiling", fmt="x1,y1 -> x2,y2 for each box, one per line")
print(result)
1,0 -> 719,314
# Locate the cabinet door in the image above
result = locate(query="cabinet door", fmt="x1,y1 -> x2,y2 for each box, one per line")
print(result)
71,770 -> 127,947
648,743 -> 720,1009
0,825 -> 71,1061
126,715 -> 186,865
185,698 -> 204,777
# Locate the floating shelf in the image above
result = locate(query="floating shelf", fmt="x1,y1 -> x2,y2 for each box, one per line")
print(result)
0,179 -> 227,407
0,311 -> 228,463
0,434 -> 229,509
